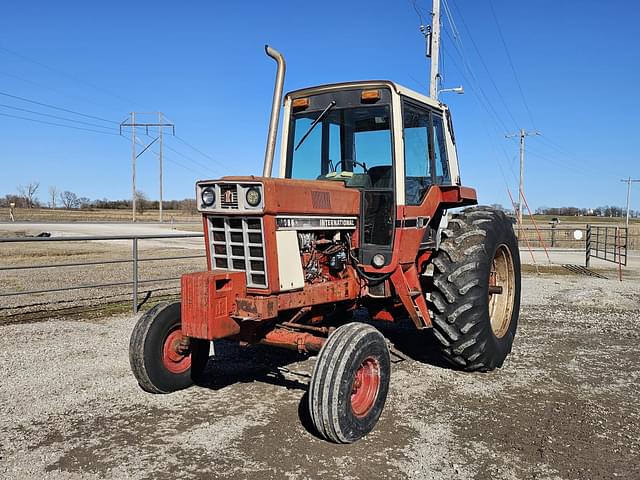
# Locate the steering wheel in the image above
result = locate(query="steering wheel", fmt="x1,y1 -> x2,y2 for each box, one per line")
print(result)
333,160 -> 368,173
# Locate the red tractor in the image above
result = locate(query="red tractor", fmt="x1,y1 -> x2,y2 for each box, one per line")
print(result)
130,46 -> 520,443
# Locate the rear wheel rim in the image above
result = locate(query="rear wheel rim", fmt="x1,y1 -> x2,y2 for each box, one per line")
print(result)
162,327 -> 191,374
488,244 -> 516,338
351,356 -> 381,418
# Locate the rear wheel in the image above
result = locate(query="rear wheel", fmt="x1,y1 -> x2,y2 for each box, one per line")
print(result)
427,206 -> 521,371
129,302 -> 210,393
308,323 -> 390,443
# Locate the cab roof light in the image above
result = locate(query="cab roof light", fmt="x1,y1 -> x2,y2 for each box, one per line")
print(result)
361,89 -> 381,103
292,97 -> 310,110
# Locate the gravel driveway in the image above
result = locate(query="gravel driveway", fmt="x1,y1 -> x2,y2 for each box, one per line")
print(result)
1,271 -> 639,480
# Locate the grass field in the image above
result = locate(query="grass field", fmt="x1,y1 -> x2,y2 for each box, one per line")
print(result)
4,207 -> 638,225
2,207 -> 638,249
1,207 -> 200,223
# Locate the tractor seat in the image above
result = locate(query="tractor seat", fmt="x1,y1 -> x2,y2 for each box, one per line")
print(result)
367,165 -> 393,188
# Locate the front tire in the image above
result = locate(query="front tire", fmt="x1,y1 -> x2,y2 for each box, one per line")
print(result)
427,207 -> 521,371
308,323 -> 390,443
129,302 -> 210,393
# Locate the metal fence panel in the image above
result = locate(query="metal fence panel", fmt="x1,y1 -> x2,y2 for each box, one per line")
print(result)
0,233 -> 205,314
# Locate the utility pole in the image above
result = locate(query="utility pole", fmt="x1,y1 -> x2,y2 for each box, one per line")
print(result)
120,113 -> 175,223
427,0 -> 441,99
505,129 -> 540,224
621,177 -> 640,229
131,112 -> 136,223
158,112 -> 164,223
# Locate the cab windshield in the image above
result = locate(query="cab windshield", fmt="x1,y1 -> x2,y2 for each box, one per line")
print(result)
286,102 -> 393,189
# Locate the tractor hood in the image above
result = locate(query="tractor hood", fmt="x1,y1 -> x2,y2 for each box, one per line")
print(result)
196,176 -> 360,217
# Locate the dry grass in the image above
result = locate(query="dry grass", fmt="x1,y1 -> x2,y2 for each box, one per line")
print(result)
1,207 -> 200,223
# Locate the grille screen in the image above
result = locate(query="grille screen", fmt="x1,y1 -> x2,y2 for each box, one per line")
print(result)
209,216 -> 267,288
219,185 -> 239,209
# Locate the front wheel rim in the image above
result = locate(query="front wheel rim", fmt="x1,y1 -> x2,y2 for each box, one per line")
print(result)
488,244 -> 516,338
351,357 -> 381,418
162,327 -> 191,374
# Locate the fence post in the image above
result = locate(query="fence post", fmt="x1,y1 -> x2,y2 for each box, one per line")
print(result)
585,224 -> 591,268
133,237 -> 138,314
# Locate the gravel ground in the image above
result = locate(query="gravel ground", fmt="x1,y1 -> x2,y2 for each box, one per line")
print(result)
1,268 -> 639,480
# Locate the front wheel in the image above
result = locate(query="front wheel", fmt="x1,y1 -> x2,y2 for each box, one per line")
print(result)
129,302 -> 210,393
308,323 -> 390,443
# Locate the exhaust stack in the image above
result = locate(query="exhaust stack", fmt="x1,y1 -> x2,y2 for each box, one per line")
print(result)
263,45 -> 286,178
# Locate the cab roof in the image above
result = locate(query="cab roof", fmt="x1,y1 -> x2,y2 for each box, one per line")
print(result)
285,80 -> 445,111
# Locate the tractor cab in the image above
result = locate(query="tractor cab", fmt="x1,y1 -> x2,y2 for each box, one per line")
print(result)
279,81 -> 466,267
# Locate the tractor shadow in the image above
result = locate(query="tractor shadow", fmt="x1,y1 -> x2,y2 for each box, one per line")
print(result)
194,315 -> 455,440
376,320 -> 455,369
195,340 -> 311,392
195,340 -> 327,439
353,310 -> 455,370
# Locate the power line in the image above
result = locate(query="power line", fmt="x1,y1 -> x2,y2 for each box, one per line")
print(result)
0,111 -> 120,136
122,133 -> 208,177
0,90 -> 119,124
173,135 -> 227,170
0,103 -> 118,131
487,0 -> 537,129
0,44 -> 144,109
446,0 -> 520,129
440,27 -> 513,135
163,142 -> 219,175
0,69 -> 117,111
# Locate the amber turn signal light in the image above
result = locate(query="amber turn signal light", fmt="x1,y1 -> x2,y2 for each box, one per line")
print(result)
292,97 -> 310,110
361,89 -> 381,103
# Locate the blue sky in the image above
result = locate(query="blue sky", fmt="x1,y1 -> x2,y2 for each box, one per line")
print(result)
0,0 -> 638,210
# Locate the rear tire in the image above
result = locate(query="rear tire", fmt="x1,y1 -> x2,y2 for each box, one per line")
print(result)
129,302 -> 210,393
308,323 -> 390,443
427,206 -> 521,371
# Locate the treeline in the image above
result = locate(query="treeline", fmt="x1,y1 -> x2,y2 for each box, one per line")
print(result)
534,205 -> 639,218
1,182 -> 196,214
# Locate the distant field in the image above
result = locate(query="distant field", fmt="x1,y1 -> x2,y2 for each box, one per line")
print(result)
524,215 -> 639,225
1,207 -> 200,223
2,208 -> 638,249
5,209 -> 637,225
518,216 -> 639,250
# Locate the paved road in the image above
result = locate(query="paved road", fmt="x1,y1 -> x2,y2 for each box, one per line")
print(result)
0,222 -> 201,237
0,222 -> 204,250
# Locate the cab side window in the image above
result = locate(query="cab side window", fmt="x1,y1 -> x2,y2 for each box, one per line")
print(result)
402,102 -> 432,205
432,115 -> 451,185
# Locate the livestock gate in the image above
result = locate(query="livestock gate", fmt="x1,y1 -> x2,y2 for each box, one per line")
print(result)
585,224 -> 628,268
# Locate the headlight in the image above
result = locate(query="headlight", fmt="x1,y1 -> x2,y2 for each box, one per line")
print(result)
201,187 -> 215,207
371,253 -> 386,268
245,187 -> 261,207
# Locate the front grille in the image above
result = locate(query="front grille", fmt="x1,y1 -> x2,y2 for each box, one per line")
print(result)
209,216 -> 267,288
220,184 -> 239,209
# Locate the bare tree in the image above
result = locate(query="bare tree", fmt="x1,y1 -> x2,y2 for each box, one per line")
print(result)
48,186 -> 58,209
17,181 -> 40,208
60,191 -> 79,209
135,190 -> 148,214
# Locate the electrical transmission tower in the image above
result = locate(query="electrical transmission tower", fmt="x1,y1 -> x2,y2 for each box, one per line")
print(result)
120,113 -> 175,222
621,177 -> 640,229
505,129 -> 540,224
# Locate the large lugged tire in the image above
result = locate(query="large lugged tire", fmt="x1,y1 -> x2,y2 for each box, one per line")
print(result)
427,206 -> 521,371
308,323 -> 390,443
129,302 -> 210,393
